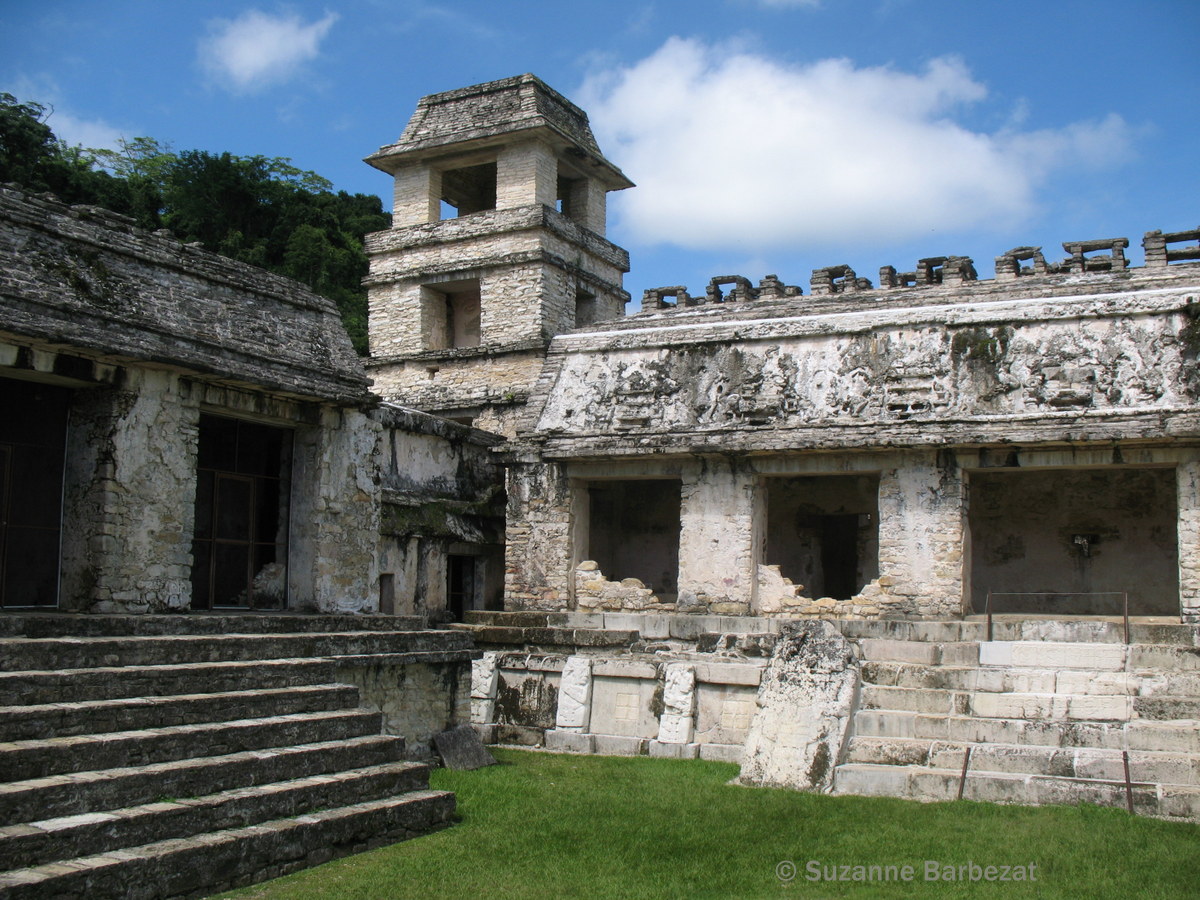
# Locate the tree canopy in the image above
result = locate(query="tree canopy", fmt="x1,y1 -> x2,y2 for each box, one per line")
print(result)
0,94 -> 388,354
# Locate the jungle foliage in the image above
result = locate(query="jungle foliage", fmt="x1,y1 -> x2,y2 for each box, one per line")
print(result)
0,94 -> 388,353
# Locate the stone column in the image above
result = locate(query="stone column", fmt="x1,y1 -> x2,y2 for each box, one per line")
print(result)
471,651 -> 500,727
60,370 -> 199,613
391,165 -> 441,226
677,459 -> 757,614
504,459 -> 574,610
872,452 -> 967,617
496,141 -> 557,210
1178,459 -> 1200,622
555,656 -> 594,732
290,406 -> 382,613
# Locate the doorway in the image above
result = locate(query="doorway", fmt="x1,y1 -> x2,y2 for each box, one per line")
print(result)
191,414 -> 291,609
0,379 -> 70,608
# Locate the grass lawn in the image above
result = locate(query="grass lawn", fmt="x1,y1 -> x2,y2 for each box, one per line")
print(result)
222,748 -> 1200,899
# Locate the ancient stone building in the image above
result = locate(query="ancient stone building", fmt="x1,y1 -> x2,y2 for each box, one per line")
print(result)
364,75 -> 1200,821
0,184 -> 495,896
0,184 -> 504,618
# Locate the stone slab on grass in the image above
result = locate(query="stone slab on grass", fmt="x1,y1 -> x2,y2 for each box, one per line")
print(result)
433,725 -> 497,770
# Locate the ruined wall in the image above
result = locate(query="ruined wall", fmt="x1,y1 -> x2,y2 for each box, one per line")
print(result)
289,407 -> 383,613
374,404 -> 506,617
0,187 -> 390,614
502,237 -> 1200,619
504,459 -> 574,610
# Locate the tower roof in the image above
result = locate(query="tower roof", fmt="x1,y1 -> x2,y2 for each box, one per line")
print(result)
366,74 -> 633,190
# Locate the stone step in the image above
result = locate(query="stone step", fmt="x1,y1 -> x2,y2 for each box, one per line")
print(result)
0,684 -> 361,742
853,710 -> 1200,753
0,708 -> 383,782
837,618 -> 1198,646
0,734 -> 405,825
861,660 -> 1200,696
856,639 -> 981,666
861,684 -> 1141,721
830,763 -> 1200,818
0,790 -> 456,900
1128,644 -> 1200,672
0,760 -> 431,872
0,630 -> 473,672
0,614 -> 429,638
448,622 -> 638,648
845,737 -> 1200,785
0,657 -> 339,705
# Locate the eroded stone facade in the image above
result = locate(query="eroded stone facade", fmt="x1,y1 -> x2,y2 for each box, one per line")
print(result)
0,185 -> 502,618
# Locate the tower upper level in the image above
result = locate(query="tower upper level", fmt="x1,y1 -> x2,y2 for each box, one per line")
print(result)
366,74 -> 632,236
362,75 -> 634,434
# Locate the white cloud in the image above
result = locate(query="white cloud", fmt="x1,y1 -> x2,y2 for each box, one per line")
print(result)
46,110 -> 125,151
579,38 -> 1134,251
8,75 -> 127,151
199,9 -> 338,93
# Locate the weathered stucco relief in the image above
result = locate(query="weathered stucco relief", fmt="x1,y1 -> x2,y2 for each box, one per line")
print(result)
534,295 -> 1196,444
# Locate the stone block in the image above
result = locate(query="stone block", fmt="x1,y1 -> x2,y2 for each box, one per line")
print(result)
470,653 -> 499,699
657,713 -> 693,744
1065,694 -> 1131,721
591,659 -> 658,679
544,730 -> 595,754
593,734 -> 647,756
691,662 -> 764,686
649,740 -> 699,759
588,675 -> 661,739
698,743 -> 743,764
1003,642 -> 1127,671
603,613 -> 669,639
470,699 -> 494,725
433,725 -> 497,770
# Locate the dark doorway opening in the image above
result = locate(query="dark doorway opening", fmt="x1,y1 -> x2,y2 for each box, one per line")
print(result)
447,554 -> 476,621
764,475 -> 880,601
191,415 -> 291,610
0,379 -> 70,608
586,479 -> 681,599
968,467 -> 1178,616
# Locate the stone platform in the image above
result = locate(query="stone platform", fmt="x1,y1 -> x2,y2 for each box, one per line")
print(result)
0,614 -> 477,899
463,610 -> 1200,820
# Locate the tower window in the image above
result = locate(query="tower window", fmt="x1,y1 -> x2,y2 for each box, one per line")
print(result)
441,162 -> 497,217
422,279 -> 481,349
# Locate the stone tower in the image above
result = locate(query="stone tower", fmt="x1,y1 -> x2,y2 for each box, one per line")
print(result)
363,74 -> 634,434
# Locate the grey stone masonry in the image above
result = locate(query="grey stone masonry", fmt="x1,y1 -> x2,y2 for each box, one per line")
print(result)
365,74 -> 633,203
363,75 -> 634,431
0,186 -> 369,405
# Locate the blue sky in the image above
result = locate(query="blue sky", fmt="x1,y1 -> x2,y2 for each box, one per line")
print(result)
3,0 -> 1197,302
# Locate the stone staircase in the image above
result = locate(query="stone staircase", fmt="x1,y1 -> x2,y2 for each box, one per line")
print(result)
450,610 -> 641,651
830,618 -> 1200,820
0,614 -> 475,899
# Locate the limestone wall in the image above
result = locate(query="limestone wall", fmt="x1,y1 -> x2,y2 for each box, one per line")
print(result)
336,658 -> 472,759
